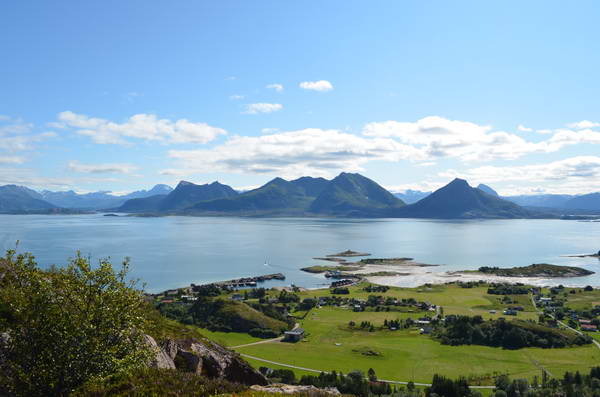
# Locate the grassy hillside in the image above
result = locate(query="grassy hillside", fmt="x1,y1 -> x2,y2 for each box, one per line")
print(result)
309,172 -> 405,216
188,178 -> 315,214
477,263 -> 594,277
394,178 -> 534,219
158,298 -> 289,335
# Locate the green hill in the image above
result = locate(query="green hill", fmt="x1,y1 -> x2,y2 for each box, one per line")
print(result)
309,172 -> 405,216
182,297 -> 289,334
187,177 -> 324,214
116,181 -> 238,212
394,178 -> 534,219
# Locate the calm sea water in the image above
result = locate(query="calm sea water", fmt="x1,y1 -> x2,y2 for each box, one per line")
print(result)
1,214 -> 599,292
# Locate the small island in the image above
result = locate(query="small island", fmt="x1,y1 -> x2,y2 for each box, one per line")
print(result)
564,250 -> 600,258
475,263 -> 594,278
326,249 -> 371,257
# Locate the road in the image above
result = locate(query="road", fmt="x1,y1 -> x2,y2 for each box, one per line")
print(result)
230,323 -> 300,349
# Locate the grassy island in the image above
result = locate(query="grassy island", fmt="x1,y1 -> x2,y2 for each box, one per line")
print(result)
476,263 -> 594,277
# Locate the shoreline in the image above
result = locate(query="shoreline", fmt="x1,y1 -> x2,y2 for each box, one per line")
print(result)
346,263 -> 598,288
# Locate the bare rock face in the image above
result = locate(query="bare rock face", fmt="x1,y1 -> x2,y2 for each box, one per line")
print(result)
145,335 -> 268,386
251,384 -> 341,396
144,334 -> 176,369
175,349 -> 203,374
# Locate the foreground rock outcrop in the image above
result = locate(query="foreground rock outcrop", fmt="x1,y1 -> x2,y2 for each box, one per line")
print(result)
250,384 -> 341,396
145,335 -> 268,385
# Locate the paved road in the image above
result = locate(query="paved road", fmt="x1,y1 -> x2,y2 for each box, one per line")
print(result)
238,353 -> 495,389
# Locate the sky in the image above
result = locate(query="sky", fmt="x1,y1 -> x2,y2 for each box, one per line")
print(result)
1,1 -> 600,196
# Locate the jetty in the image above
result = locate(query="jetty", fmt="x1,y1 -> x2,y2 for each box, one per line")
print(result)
216,273 -> 286,288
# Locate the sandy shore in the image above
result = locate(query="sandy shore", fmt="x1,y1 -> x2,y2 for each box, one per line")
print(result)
345,262 -> 595,288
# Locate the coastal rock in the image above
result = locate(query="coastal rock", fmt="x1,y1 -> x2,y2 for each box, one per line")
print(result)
175,349 -> 203,374
144,334 -> 176,369
250,384 -> 341,396
161,339 -> 179,360
186,338 -> 268,385
148,336 -> 268,385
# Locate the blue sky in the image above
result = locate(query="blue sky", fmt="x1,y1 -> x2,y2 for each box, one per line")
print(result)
1,0 -> 600,195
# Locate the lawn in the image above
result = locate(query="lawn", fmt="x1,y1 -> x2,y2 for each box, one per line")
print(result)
563,288 -> 600,311
292,283 -> 538,320
234,304 -> 600,384
195,328 -> 262,347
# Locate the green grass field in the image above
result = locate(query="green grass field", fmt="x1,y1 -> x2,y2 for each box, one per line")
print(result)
234,306 -> 600,384
214,283 -> 600,384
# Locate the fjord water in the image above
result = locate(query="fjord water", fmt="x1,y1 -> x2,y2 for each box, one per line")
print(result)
1,214 -> 598,292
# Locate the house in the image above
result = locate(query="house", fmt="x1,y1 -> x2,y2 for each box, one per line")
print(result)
417,317 -> 431,325
353,304 -> 364,312
284,328 -> 305,342
579,319 -> 592,325
581,324 -> 598,332
231,294 -> 244,301
420,326 -> 433,335
503,309 -> 518,316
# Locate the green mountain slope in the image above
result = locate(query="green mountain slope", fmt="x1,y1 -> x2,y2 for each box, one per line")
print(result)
309,172 -> 405,216
187,177 -> 318,214
394,178 -> 534,219
116,181 -> 237,212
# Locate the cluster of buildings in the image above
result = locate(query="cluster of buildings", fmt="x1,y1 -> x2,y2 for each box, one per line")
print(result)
579,319 -> 598,332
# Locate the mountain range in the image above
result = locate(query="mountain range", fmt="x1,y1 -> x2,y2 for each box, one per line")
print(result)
2,173 -> 600,218
38,184 -> 173,209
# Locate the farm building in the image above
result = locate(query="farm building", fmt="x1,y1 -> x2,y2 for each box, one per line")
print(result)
284,328 -> 305,342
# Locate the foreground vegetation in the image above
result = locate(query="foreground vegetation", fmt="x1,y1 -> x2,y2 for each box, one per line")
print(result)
0,249 -> 152,396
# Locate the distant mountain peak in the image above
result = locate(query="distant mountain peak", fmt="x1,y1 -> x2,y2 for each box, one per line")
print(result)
477,183 -> 499,197
449,178 -> 470,187
176,180 -> 195,188
394,178 -> 532,219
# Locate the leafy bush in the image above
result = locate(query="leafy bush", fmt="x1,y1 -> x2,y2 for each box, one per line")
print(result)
0,250 -> 152,397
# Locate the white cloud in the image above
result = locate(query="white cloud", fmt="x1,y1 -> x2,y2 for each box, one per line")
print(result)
517,124 -> 533,132
229,94 -> 245,100
567,120 -> 600,129
536,129 -> 553,134
0,167 -> 119,190
243,103 -> 283,114
162,128 -> 420,179
547,128 -> 600,146
439,156 -> 600,194
363,116 -> 553,162
266,83 -> 284,92
0,116 -> 56,152
57,111 -> 227,145
0,155 -> 25,164
261,128 -> 280,134
299,80 -> 334,92
67,161 -> 138,174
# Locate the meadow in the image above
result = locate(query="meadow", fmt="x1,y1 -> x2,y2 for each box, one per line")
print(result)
195,282 -> 600,384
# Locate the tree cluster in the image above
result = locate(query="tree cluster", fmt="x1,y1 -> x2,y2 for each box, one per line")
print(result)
437,315 -> 591,349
